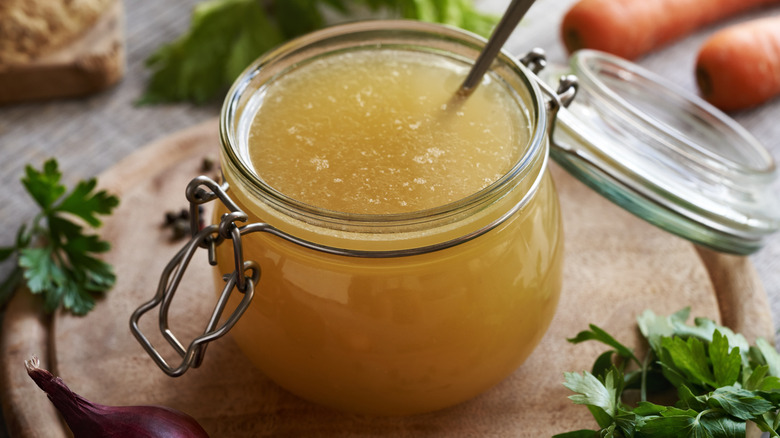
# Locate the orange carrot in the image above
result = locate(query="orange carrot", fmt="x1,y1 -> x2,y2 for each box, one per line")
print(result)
561,0 -> 780,60
696,16 -> 780,111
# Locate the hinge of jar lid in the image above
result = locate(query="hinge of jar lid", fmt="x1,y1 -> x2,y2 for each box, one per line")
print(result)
129,176 -> 259,377
519,48 -> 547,74
518,49 -> 579,149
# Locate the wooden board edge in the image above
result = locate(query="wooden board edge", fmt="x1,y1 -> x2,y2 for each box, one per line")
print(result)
695,246 -> 775,343
0,292 -> 68,438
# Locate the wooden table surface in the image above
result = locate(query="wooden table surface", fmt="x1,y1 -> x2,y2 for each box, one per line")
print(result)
1,0 -> 779,436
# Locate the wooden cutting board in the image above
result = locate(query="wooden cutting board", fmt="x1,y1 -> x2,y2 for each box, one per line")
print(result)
0,0 -> 124,104
1,119 -> 773,437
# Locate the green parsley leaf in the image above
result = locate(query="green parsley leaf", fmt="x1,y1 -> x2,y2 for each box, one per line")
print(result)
592,350 -> 620,378
661,336 -> 718,389
711,331 -> 742,387
564,369 -> 622,425
758,379 -> 780,396
19,247 -> 62,296
141,0 -> 285,104
633,400 -> 668,416
755,338 -> 780,377
0,158 -> 119,315
709,386 -> 774,421
21,159 -> 66,211
640,408 -> 745,438
568,324 -> 640,366
140,0 -> 498,104
558,309 -> 780,438
744,365 -> 770,391
638,308 -> 751,362
57,179 -> 119,227
678,384 -> 708,411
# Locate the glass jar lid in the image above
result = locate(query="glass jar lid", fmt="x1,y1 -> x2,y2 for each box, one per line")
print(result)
543,49 -> 780,255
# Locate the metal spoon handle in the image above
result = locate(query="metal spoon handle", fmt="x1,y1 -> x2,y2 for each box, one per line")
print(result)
458,0 -> 537,96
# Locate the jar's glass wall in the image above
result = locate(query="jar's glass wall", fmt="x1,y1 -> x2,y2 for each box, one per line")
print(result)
215,21 -> 564,415
213,172 -> 562,415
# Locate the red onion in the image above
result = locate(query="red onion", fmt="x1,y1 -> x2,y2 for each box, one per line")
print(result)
25,356 -> 209,438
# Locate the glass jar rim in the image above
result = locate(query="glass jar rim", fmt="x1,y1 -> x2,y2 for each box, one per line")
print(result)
218,20 -> 550,232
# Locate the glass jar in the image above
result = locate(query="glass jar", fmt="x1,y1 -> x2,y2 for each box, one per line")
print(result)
212,20 -> 564,416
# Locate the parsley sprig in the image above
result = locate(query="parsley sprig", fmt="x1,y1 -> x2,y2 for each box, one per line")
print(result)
140,0 -> 498,104
556,308 -> 780,437
0,159 -> 119,315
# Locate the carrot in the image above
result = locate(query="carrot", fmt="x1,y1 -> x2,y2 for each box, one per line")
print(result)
695,16 -> 780,111
561,0 -> 780,60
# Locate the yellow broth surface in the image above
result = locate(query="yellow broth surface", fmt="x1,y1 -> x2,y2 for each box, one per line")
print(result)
246,50 -> 529,214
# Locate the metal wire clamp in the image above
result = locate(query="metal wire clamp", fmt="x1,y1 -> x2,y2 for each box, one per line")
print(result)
129,176 -> 259,377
